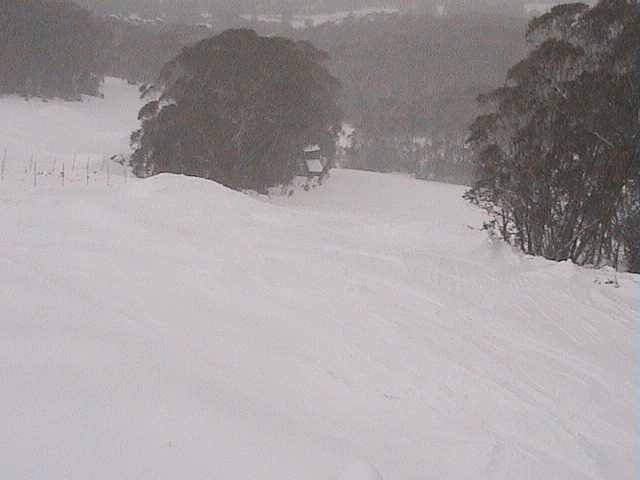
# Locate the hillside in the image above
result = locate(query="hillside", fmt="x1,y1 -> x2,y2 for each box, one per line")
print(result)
0,80 -> 636,480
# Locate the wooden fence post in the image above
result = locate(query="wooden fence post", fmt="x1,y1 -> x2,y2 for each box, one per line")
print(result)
1,147 -> 6,183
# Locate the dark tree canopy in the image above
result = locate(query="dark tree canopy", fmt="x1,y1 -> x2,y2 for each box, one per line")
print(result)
466,0 -> 639,272
0,0 -> 110,100
100,10 -> 527,183
130,29 -> 342,192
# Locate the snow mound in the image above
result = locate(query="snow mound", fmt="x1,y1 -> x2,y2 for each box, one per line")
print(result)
339,461 -> 383,480
0,79 -> 636,480
127,173 -> 262,211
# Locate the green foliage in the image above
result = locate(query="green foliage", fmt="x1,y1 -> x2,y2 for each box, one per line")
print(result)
130,29 -> 342,192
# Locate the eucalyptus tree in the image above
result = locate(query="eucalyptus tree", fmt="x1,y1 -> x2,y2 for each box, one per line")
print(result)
466,0 -> 638,271
130,29 -> 342,192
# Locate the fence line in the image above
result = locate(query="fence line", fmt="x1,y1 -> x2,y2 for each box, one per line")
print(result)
1,147 -> 6,183
0,147 -> 133,190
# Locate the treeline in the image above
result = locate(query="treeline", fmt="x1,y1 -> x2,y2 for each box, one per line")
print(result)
7,0 -> 525,185
106,10 -> 529,185
0,0 -> 110,100
76,0 -> 392,19
105,20 -> 210,85
74,0 -> 549,20
295,12 -> 527,183
466,0 -> 639,272
0,0 -> 211,99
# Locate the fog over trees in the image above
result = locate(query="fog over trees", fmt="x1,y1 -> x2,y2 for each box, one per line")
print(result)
1,3 -> 638,478
93,6 -> 529,183
0,0 -> 636,271
300,12 -> 527,180
73,0 -> 579,20
0,0 -> 110,99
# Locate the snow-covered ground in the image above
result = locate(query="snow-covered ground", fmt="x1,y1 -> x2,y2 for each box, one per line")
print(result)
240,7 -> 398,29
0,78 -> 142,195
0,80 -> 637,480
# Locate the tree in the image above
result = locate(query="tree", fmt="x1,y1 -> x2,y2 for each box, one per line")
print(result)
130,29 -> 342,192
0,0 -> 110,100
349,97 -> 415,173
297,11 -> 527,181
465,0 -> 638,271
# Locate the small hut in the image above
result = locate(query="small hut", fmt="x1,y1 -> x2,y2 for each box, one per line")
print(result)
298,145 -> 327,178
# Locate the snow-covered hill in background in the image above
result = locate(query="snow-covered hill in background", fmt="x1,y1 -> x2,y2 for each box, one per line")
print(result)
0,78 -> 142,195
240,7 -> 399,29
0,80 -> 637,480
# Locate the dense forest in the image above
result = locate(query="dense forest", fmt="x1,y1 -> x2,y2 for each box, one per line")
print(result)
2,0 -> 635,271
74,0 -> 393,21
105,19 -> 210,84
101,10 -> 527,182
0,0 -> 110,99
298,13 -> 527,180
1,1 -> 528,179
74,0 -> 558,20
0,0 -> 211,96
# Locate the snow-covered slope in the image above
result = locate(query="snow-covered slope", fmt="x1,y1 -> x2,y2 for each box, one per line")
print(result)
0,81 -> 637,480
0,78 -> 143,194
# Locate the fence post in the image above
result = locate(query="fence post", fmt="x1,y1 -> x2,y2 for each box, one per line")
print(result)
1,147 -> 6,183
61,162 -> 65,188
33,157 -> 37,187
86,157 -> 90,185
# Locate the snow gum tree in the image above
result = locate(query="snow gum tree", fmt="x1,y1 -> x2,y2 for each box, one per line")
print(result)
465,0 -> 639,272
130,29 -> 342,192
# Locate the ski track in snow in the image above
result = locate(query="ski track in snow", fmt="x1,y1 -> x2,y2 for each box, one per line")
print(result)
0,80 -> 637,480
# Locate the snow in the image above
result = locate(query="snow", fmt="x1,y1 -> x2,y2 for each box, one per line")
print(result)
0,78 -> 143,194
306,158 -> 324,174
0,79 -> 637,480
339,123 -> 355,149
524,1 -> 596,16
304,144 -> 322,153
339,461 -> 384,480
240,7 -> 399,29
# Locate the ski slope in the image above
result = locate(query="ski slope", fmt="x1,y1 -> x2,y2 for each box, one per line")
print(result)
0,81 -> 637,480
0,78 -> 142,194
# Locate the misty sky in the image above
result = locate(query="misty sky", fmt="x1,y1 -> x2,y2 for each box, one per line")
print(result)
78,0 -> 581,15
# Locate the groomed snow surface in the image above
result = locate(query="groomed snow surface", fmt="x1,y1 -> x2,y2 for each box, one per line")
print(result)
0,80 -> 637,480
